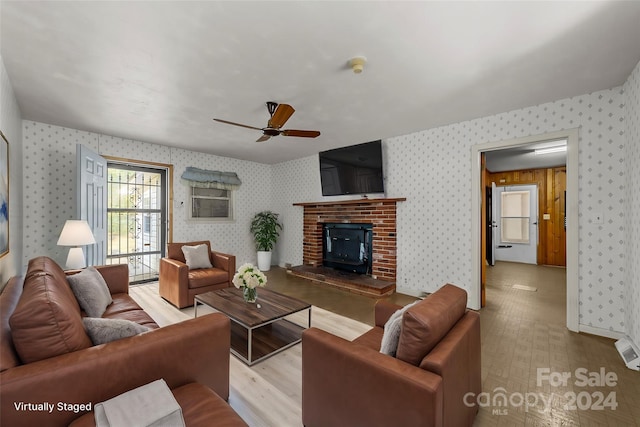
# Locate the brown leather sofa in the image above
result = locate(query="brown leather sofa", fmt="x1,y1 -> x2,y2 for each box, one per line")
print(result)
302,284 -> 481,427
1,256 -> 247,427
159,240 -> 236,308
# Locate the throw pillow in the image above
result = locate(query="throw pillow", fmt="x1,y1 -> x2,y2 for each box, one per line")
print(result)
83,317 -> 150,345
380,300 -> 421,356
67,267 -> 113,318
182,244 -> 213,269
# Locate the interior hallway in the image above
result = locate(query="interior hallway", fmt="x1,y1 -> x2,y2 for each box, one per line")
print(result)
477,261 -> 638,426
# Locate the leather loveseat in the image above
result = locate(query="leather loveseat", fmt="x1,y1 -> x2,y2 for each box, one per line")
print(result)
1,256 -> 246,427
159,240 -> 236,308
302,283 -> 481,427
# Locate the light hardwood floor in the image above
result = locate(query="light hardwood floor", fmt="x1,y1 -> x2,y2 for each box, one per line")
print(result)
130,263 -> 640,427
130,283 -> 370,427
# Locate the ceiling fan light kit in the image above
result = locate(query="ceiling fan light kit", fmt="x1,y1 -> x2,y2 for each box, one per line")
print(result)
349,56 -> 367,74
213,102 -> 320,143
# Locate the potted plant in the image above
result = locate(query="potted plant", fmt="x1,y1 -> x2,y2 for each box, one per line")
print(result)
250,211 -> 283,271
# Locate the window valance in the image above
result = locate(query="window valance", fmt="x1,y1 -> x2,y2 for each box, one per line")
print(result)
181,167 -> 242,190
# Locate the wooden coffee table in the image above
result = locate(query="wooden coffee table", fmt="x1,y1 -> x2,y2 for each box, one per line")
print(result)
194,287 -> 311,365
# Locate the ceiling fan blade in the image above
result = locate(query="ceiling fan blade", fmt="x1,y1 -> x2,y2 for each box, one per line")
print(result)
213,118 -> 262,131
256,134 -> 271,143
281,129 -> 321,138
268,104 -> 295,129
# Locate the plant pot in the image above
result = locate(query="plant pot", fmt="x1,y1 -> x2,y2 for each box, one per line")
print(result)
257,251 -> 272,271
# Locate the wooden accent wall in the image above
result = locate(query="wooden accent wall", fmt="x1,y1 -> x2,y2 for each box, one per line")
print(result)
544,168 -> 567,266
487,167 -> 566,266
293,198 -> 405,281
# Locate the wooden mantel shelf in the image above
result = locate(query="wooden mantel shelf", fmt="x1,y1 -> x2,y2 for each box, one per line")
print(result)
293,198 -> 406,207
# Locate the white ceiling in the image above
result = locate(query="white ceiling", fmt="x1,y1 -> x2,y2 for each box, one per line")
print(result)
2,1 -> 640,164
484,139 -> 567,172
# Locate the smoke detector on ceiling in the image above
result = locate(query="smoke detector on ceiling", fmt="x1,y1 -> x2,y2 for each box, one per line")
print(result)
349,56 -> 367,74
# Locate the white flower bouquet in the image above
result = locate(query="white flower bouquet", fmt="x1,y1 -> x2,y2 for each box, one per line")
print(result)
232,263 -> 267,302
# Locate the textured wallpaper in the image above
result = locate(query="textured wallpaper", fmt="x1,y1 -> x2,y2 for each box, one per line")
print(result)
623,60 -> 640,347
18,68 -> 638,337
273,86 -> 630,334
271,155 -> 321,267
166,146 -> 272,266
21,122 -> 273,270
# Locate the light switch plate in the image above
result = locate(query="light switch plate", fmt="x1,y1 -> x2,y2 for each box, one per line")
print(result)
543,213 -> 551,220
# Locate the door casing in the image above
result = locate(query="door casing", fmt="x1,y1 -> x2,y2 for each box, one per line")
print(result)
471,128 -> 579,332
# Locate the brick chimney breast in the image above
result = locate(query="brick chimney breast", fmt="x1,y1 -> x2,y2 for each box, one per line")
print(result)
294,198 -> 405,281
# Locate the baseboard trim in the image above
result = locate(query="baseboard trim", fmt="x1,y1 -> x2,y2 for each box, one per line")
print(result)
579,324 -> 625,340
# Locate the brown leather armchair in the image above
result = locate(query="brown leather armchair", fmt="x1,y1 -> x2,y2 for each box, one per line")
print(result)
159,241 -> 236,308
302,284 -> 481,427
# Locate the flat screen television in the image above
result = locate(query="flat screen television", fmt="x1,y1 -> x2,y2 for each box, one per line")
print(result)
319,140 -> 385,196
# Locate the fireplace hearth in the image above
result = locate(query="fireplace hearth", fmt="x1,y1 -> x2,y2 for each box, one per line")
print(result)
288,264 -> 395,297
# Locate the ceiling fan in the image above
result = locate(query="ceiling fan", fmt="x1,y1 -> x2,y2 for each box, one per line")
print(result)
214,102 -> 321,142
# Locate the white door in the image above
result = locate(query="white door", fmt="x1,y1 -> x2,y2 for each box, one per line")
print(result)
106,164 -> 167,282
494,184 -> 538,264
77,144 -> 107,266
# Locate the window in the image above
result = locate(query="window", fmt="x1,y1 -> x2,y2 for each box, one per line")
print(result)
500,190 -> 530,243
190,187 -> 234,220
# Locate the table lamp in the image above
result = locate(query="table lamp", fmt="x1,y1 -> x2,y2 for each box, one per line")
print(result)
57,220 -> 96,269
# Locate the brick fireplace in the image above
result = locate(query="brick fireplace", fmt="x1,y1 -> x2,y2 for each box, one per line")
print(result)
293,198 -> 405,282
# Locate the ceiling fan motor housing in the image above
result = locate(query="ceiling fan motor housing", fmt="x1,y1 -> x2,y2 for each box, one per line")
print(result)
263,128 -> 281,136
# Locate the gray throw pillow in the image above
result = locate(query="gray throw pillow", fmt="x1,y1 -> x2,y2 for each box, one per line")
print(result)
83,317 -> 150,345
380,300 -> 421,356
182,244 -> 213,269
67,267 -> 113,318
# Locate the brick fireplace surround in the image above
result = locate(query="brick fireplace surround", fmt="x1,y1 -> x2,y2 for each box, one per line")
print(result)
293,198 -> 405,282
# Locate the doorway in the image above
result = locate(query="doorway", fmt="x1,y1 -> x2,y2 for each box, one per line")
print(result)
471,129 -> 579,332
105,162 -> 170,283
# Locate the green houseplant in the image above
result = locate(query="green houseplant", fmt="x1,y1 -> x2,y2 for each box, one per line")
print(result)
250,211 -> 283,271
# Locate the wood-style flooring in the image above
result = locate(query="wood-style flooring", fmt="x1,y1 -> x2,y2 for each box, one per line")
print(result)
131,283 -> 369,427
130,262 -> 640,426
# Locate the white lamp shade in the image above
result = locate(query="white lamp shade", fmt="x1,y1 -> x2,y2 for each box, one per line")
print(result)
57,220 -> 96,246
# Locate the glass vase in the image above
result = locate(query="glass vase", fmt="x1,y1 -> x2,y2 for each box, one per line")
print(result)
243,286 -> 257,303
